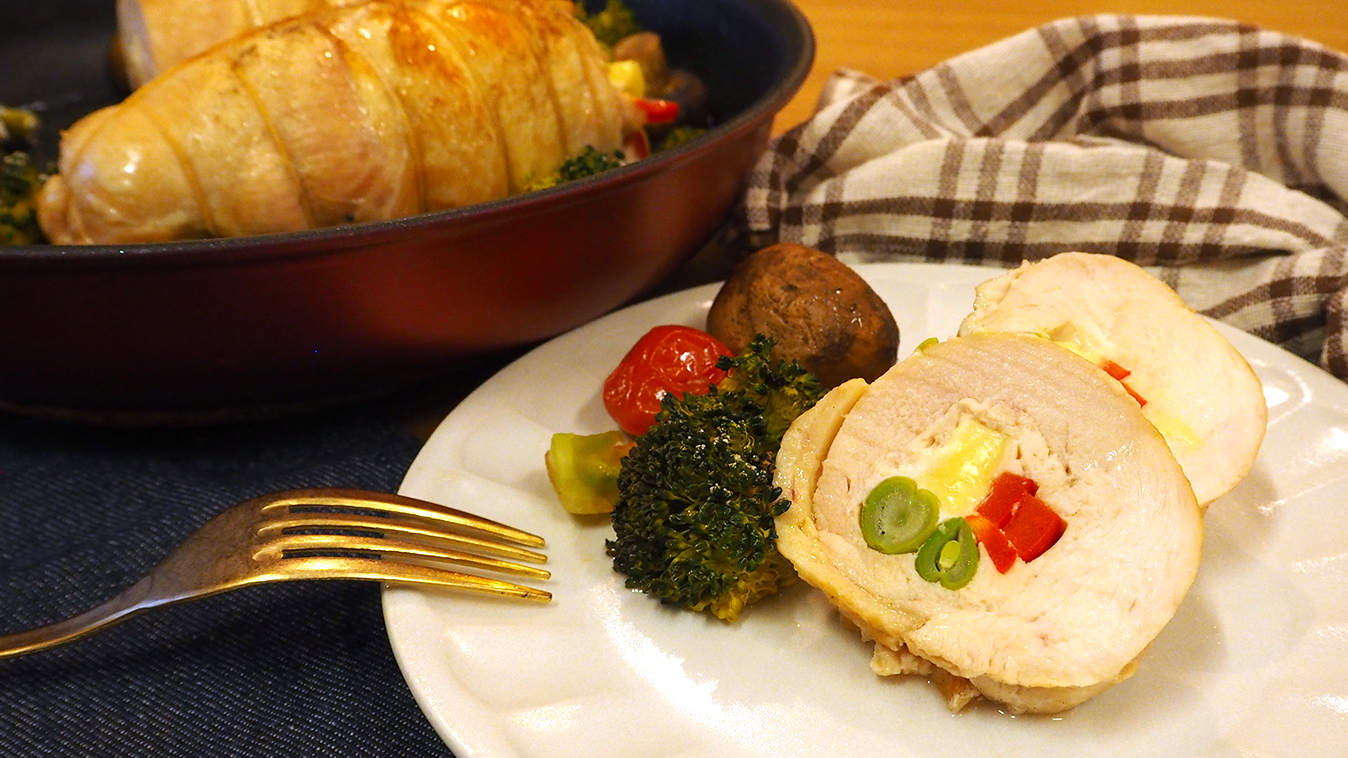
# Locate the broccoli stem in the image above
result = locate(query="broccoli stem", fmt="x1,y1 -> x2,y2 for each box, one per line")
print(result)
545,430 -> 633,515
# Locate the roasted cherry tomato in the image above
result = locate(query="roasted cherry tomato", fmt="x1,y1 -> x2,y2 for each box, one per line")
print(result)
602,325 -> 733,436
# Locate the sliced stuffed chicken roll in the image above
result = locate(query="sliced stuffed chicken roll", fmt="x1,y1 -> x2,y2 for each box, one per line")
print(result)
774,333 -> 1203,714
957,252 -> 1266,507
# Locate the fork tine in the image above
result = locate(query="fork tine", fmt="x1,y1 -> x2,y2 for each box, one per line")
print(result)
259,533 -> 551,581
256,514 -> 549,564
272,555 -> 552,602
260,488 -> 545,548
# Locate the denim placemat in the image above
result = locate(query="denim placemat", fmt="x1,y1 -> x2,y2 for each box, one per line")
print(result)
0,392 -> 463,757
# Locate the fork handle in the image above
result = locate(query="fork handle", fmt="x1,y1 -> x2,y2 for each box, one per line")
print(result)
0,575 -> 198,659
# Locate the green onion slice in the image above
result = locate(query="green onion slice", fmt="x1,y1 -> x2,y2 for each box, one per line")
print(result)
860,476 -> 940,554
915,517 -> 980,590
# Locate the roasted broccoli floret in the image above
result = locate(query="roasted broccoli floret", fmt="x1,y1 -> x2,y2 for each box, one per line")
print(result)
654,125 -> 706,153
580,0 -> 642,49
556,146 -> 625,182
606,336 -> 825,621
1,151 -> 48,245
527,146 -> 625,191
0,104 -> 48,245
714,335 -> 827,449
0,106 -> 40,152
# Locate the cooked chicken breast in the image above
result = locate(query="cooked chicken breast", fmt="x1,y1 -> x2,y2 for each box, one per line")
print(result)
40,0 -> 636,244
774,333 -> 1203,714
957,252 -> 1267,507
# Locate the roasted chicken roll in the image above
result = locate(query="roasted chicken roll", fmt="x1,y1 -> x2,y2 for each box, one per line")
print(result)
117,0 -> 345,89
774,333 -> 1203,714
40,0 -> 638,244
957,252 -> 1267,507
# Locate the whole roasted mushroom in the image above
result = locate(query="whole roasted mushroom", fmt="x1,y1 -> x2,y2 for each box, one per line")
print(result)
706,243 -> 900,387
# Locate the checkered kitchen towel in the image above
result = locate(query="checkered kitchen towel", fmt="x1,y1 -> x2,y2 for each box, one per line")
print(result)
736,14 -> 1348,379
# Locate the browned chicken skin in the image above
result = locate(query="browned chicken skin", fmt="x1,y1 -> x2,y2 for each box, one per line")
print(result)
117,0 -> 344,88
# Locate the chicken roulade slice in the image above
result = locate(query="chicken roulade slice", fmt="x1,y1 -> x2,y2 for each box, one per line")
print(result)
40,0 -> 637,244
957,251 -> 1266,507
774,333 -> 1203,714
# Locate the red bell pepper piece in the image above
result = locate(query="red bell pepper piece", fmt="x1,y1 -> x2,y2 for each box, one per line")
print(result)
1001,494 -> 1067,563
1099,359 -> 1131,380
1121,381 -> 1148,407
1099,359 -> 1147,406
969,472 -> 1067,569
634,97 -> 680,124
974,472 -> 1038,528
965,513 -> 1018,574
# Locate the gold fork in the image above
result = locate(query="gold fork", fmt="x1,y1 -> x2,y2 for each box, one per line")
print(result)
0,487 -> 550,659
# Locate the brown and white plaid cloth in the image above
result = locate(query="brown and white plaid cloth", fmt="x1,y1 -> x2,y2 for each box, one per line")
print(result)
734,14 -> 1348,380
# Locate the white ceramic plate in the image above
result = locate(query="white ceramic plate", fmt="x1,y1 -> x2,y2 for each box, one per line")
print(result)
384,262 -> 1348,758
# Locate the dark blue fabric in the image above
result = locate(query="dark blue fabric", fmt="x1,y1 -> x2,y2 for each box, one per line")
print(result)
0,392 -> 462,757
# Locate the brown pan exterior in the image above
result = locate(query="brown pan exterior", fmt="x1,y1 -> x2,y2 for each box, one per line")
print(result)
0,0 -> 815,419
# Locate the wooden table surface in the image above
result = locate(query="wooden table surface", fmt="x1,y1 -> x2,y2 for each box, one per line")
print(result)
775,0 -> 1348,134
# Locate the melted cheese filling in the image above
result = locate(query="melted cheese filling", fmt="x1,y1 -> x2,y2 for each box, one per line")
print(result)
858,400 -> 1068,524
